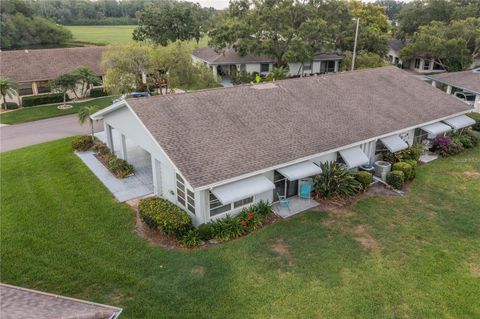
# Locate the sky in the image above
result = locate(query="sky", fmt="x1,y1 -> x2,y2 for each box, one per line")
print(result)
194,0 -> 411,10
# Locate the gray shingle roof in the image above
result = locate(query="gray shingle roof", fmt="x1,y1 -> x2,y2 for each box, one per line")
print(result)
127,66 -> 471,188
0,283 -> 121,319
0,46 -> 105,83
427,70 -> 480,95
388,39 -> 406,52
192,47 -> 342,65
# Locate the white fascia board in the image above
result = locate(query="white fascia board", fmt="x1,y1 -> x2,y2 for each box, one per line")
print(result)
196,109 -> 473,191
90,99 -> 127,120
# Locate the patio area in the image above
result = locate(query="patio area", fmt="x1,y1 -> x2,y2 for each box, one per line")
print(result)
76,130 -> 154,202
273,196 -> 319,218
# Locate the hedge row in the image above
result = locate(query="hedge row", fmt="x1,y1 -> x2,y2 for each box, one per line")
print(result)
22,93 -> 67,107
89,87 -> 108,98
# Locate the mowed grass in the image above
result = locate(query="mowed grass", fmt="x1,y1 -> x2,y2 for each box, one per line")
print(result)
1,139 -> 479,318
0,96 -> 115,125
66,25 -> 210,48
66,25 -> 137,45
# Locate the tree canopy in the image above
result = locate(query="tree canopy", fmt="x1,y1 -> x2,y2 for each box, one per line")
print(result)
396,0 -> 480,38
0,0 -> 72,50
208,0 -> 390,67
133,1 -> 205,46
400,18 -> 480,71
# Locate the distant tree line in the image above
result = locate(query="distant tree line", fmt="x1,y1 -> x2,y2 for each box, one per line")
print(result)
0,0 -> 72,50
26,0 -> 217,26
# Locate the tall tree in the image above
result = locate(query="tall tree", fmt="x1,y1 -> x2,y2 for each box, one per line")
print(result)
73,66 -> 102,98
133,1 -> 204,46
0,0 -> 72,50
400,18 -> 480,71
50,73 -> 80,105
208,0 -> 337,67
374,0 -> 406,21
0,77 -> 18,110
78,105 -> 100,141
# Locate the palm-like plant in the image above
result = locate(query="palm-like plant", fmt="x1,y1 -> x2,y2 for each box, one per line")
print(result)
0,77 -> 18,110
78,105 -> 100,141
313,161 -> 361,198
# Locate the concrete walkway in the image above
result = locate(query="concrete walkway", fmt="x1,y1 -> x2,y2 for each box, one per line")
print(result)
76,151 -> 153,202
0,114 -> 103,152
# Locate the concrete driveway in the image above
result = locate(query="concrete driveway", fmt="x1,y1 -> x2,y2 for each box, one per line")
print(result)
0,115 -> 103,153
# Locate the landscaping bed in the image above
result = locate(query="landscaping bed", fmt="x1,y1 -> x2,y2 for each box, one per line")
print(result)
1,138 -> 479,318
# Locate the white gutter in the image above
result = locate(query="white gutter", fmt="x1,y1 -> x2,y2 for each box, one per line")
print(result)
195,108 -> 473,191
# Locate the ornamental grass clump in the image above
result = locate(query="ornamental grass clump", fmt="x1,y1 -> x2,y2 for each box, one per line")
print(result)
314,161 -> 361,198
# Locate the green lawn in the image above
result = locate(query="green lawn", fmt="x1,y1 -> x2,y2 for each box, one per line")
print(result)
1,139 -> 479,318
0,96 -> 115,125
66,25 -> 209,48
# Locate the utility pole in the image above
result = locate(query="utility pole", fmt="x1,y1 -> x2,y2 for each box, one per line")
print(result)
351,18 -> 360,71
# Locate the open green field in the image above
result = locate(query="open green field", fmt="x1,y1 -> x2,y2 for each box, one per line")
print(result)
1,139 -> 479,318
66,25 -> 210,48
66,25 -> 137,45
0,96 -> 115,125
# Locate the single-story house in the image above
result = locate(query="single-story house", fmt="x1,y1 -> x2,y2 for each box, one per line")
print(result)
91,66 -> 473,226
192,47 -> 343,79
0,46 -> 105,105
427,68 -> 480,112
0,283 -> 122,319
386,39 -> 445,74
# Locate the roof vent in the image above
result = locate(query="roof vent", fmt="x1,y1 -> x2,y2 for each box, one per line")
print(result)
251,83 -> 278,90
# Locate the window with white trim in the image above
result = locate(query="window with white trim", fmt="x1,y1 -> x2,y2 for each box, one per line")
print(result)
176,173 -> 195,214
209,191 -> 253,217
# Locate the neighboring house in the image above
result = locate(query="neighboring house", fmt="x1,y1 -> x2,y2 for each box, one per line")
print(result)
0,283 -> 122,319
386,39 -> 446,74
91,67 -> 473,226
0,46 -> 105,105
427,68 -> 480,113
192,47 -> 343,79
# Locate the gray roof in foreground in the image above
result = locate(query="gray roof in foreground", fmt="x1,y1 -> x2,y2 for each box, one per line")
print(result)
388,39 -> 406,52
127,66 -> 471,188
427,70 -> 480,95
0,283 -> 121,319
192,47 -> 342,65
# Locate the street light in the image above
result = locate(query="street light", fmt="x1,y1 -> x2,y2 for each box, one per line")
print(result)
351,17 -> 360,71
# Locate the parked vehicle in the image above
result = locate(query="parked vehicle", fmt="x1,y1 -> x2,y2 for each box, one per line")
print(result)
112,92 -> 151,104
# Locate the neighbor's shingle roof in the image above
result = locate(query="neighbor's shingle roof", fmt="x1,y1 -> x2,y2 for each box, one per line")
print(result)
127,66 -> 471,188
192,47 -> 342,65
388,39 -> 406,52
0,283 -> 121,319
427,70 -> 480,95
0,46 -> 105,83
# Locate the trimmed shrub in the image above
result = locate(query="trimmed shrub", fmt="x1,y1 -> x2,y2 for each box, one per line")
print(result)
404,159 -> 417,179
314,161 -> 361,198
89,87 -> 108,98
210,215 -> 244,241
355,171 -> 373,190
467,112 -> 480,131
22,93 -> 67,107
3,102 -> 18,110
72,135 -> 94,151
382,145 -> 423,164
139,197 -> 193,237
387,170 -> 405,190
197,223 -> 214,241
393,162 -> 413,181
105,154 -> 134,178
180,229 -> 202,247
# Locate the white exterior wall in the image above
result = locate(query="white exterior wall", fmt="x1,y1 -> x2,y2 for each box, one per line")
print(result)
475,95 -> 480,113
245,63 -> 262,74
101,107 -> 182,212
311,152 -> 337,165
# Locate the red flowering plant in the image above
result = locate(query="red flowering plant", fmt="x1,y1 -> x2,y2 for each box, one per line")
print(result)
237,208 -> 262,232
431,135 -> 464,157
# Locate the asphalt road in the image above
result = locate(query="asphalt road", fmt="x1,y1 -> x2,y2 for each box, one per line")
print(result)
0,115 -> 103,153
